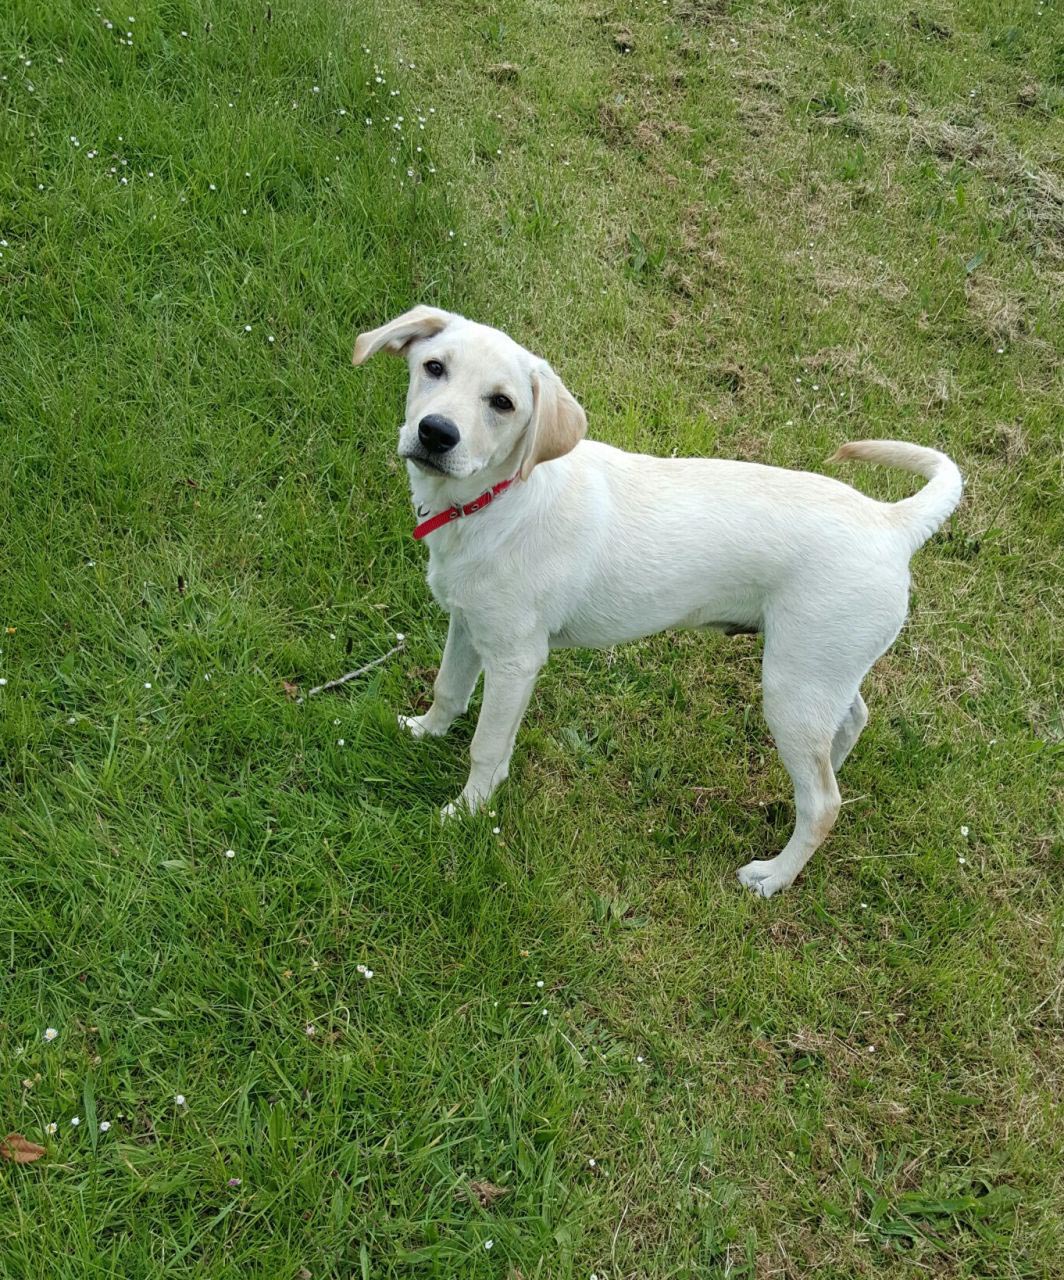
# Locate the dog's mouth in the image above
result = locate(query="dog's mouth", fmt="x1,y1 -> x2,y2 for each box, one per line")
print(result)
400,447 -> 480,479
400,449 -> 452,476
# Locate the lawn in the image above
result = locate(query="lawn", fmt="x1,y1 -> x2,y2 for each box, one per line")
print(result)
1,0 -> 1061,1276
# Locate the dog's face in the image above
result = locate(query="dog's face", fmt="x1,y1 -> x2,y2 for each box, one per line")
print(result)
354,306 -> 586,482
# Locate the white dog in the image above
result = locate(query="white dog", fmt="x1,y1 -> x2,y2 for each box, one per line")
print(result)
354,307 -> 963,896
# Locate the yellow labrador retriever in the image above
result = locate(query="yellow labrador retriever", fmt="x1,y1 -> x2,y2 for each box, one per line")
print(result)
354,306 -> 962,896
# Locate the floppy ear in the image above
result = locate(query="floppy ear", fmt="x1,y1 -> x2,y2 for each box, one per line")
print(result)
520,364 -> 587,481
352,305 -> 452,366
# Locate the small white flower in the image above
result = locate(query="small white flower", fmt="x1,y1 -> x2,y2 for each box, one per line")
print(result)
333,718 -> 341,726
636,1055 -> 644,1063
45,1122 -> 58,1135
867,1045 -> 876,1053
70,1116 -> 80,1127
588,1157 -> 596,1167
224,849 -> 235,859
68,716 -> 76,724
0,678 -> 7,687
209,183 -> 216,191
357,964 -> 366,974
958,856 -> 967,865
364,969 -> 374,979
312,86 -> 320,93
244,324 -> 252,332
535,980 -> 544,988
43,1027 -> 58,1042
860,901 -> 868,909
337,738 -> 345,746
143,681 -> 152,689
305,1024 -> 316,1036
174,1094 -> 186,1106
960,825 -> 969,837
99,1120 -> 111,1132
483,1240 -> 493,1251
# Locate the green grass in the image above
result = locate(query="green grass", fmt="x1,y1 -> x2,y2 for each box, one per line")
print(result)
1,0 -> 1061,1276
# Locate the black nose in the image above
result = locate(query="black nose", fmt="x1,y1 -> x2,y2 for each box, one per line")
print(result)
418,414 -> 460,454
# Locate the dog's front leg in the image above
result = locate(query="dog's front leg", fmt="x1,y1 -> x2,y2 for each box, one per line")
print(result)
442,644 -> 546,818
399,611 -> 482,740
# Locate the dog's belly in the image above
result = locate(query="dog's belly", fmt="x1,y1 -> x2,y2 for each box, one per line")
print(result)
548,593 -> 762,649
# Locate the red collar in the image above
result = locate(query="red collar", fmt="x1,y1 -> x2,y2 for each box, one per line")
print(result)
412,474 -> 519,541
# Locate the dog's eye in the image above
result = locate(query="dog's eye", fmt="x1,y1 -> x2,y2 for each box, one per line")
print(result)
489,393 -> 514,413
424,359 -> 445,378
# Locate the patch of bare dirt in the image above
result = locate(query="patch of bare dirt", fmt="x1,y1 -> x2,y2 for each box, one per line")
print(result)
676,0 -> 730,24
964,275 -> 1029,345
799,346 -> 904,400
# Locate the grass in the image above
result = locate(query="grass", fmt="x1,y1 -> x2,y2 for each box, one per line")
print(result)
1,0 -> 1061,1275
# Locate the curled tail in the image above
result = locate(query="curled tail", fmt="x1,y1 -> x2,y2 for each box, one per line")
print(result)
829,439 -> 963,552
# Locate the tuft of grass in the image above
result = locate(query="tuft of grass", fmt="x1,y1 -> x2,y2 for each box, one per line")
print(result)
1,0 -> 1061,1277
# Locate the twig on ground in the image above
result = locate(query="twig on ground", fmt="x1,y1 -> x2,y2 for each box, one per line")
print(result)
296,639 -> 405,703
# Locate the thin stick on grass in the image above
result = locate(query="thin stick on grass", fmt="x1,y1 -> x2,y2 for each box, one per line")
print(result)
296,639 -> 405,703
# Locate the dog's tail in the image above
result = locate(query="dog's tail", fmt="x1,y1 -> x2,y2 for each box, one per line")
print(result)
829,439 -> 963,553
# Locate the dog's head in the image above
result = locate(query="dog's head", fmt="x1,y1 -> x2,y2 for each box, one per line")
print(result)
354,306 -> 586,482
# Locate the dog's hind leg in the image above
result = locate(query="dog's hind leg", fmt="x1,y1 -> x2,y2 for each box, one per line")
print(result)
831,692 -> 868,772
737,683 -> 844,898
737,587 -> 904,896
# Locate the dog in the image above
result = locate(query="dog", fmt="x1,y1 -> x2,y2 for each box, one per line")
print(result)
354,306 -> 963,896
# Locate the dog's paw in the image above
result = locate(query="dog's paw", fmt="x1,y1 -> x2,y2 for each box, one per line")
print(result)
737,858 -> 792,899
398,713 -> 436,740
440,792 -> 485,822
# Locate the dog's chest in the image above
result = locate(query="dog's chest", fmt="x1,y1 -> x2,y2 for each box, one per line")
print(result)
425,539 -> 493,613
